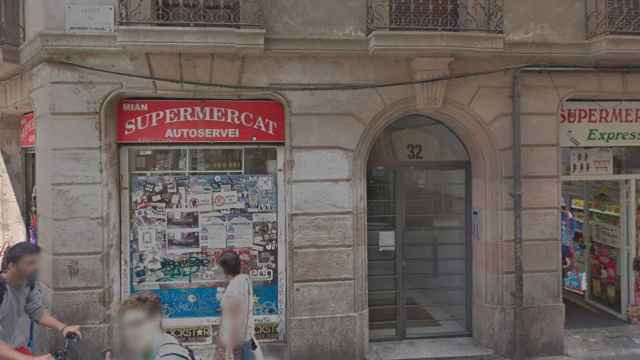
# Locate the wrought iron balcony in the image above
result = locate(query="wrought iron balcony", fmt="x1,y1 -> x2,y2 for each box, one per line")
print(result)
118,0 -> 264,28
0,0 -> 22,48
587,0 -> 640,38
367,0 -> 503,34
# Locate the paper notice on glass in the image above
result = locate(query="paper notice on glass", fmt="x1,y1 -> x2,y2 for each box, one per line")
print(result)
137,227 -> 158,251
591,221 -> 620,248
570,148 -> 613,175
202,225 -> 226,249
253,213 -> 276,222
212,190 -> 241,211
200,212 -> 227,248
189,192 -> 212,211
378,231 -> 395,252
227,216 -> 253,248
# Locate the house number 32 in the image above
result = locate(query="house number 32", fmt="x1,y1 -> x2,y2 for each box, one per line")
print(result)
406,144 -> 424,160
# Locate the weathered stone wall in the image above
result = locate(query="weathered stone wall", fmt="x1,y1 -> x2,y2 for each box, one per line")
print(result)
17,46 -> 640,360
0,0 -> 638,358
505,0 -> 585,42
31,61 -> 121,355
264,0 -> 367,38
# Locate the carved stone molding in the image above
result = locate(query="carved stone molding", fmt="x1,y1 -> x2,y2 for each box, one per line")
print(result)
411,57 -> 454,110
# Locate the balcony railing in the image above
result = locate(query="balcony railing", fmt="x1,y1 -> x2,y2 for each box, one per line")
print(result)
0,0 -> 22,48
367,0 -> 503,34
587,0 -> 640,38
118,0 -> 264,28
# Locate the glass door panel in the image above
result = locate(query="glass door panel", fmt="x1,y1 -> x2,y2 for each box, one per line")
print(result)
401,167 -> 469,337
562,181 -> 588,295
367,167 -> 399,339
586,180 -> 625,314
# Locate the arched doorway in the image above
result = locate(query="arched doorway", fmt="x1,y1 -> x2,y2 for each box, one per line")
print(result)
367,114 -> 471,340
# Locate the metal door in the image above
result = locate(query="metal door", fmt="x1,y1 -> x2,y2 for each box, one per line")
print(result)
368,162 -> 471,340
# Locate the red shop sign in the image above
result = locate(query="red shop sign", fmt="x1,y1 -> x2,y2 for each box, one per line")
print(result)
117,99 -> 285,143
20,113 -> 35,148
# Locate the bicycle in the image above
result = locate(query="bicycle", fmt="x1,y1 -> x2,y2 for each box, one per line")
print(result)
53,334 -> 79,360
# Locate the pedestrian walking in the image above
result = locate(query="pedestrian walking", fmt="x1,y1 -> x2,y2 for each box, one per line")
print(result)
214,252 -> 261,360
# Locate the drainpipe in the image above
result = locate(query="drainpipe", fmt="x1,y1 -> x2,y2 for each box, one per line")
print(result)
511,69 -> 525,360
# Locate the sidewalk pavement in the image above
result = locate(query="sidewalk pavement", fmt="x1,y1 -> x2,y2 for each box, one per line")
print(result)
261,325 -> 640,360
563,324 -> 640,359
262,343 -> 287,360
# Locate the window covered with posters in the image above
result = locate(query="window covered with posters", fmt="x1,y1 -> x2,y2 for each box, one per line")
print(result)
118,99 -> 286,345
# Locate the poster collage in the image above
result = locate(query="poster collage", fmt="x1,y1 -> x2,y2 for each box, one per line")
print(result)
129,173 -> 281,341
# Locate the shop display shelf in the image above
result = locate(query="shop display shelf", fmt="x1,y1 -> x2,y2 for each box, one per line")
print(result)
571,205 -> 620,217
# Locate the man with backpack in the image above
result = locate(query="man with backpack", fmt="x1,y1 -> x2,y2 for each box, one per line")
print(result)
0,242 -> 82,360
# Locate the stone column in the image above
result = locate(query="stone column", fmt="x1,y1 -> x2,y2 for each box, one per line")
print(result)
30,63 -> 120,357
490,84 -> 564,357
286,108 -> 368,360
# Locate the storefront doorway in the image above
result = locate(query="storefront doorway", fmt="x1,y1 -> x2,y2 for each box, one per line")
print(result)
560,100 -> 640,328
117,99 -> 287,345
561,178 -> 633,322
367,115 -> 471,340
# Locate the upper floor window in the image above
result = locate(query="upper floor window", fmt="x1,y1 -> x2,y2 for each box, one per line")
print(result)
587,0 -> 640,38
118,0 -> 263,28
0,0 -> 22,48
154,0 -> 240,26
368,0 -> 503,33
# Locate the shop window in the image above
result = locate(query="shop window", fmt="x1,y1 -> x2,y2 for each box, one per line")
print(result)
244,148 -> 277,175
129,148 -> 188,172
190,149 -> 242,172
124,146 -> 282,343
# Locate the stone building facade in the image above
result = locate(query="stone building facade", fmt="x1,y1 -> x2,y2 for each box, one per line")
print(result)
1,0 -> 640,359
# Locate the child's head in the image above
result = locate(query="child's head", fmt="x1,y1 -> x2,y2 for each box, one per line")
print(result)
219,251 -> 241,279
118,293 -> 164,353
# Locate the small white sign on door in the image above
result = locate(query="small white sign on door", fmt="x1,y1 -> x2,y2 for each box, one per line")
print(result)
378,231 -> 395,252
65,3 -> 114,33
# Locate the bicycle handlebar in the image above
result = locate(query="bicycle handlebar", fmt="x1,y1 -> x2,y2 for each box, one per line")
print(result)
64,333 -> 79,348
53,334 -> 80,360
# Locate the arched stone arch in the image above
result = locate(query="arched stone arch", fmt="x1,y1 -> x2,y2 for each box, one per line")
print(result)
352,97 -> 506,353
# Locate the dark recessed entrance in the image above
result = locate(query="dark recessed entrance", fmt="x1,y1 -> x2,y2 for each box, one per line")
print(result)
367,115 -> 472,340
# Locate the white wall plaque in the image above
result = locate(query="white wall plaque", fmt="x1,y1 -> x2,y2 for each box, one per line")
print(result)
65,3 -> 114,33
